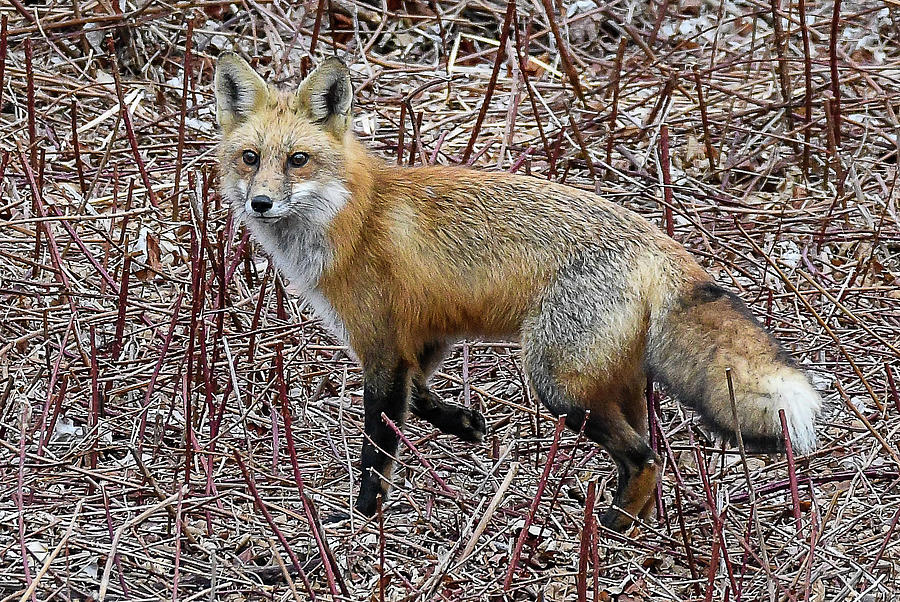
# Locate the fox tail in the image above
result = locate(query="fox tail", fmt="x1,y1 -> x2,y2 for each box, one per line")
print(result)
648,281 -> 821,454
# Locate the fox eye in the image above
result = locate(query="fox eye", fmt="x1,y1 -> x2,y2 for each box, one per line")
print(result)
289,152 -> 309,168
242,150 -> 259,166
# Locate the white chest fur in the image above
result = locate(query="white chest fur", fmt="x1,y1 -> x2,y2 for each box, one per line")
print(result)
243,182 -> 350,343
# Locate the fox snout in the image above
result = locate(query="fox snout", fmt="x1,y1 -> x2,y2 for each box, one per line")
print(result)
237,185 -> 285,219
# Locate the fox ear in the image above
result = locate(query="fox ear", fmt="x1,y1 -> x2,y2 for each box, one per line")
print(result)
296,57 -> 353,137
214,52 -> 269,132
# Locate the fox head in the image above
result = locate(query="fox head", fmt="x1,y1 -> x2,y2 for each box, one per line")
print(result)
214,53 -> 353,226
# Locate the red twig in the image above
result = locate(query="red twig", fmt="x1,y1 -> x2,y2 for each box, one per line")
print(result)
660,124 -> 675,237
24,38 -> 37,170
409,107 -> 425,166
822,96 -> 844,206
797,0 -> 813,180
769,0 -> 794,135
209,230 -> 227,372
869,506 -> 900,572
279,354 -> 346,597
591,518 -> 600,599
309,0 -> 327,56
693,439 -> 739,594
183,205 -> 207,486
503,415 -> 566,590
646,77 -> 675,129
172,484 -> 186,602
512,22 -> 551,163
138,293 -> 183,448
111,252 -> 132,360
6,0 -> 38,25
36,315 -> 74,443
646,383 -> 666,525
605,38 -> 626,169
0,15 -> 7,114
548,127 -> 565,179
693,67 -> 717,171
382,413 -> 459,499
17,145 -> 76,321
106,37 -> 159,208
560,95 -> 597,181
657,422 -> 702,596
576,479 -> 597,602
49,205 -> 119,291
703,536 -> 721,602
172,16 -> 194,219
396,101 -> 406,165
429,130 -> 448,165
101,485 -> 130,596
539,0 -> 584,103
234,451 -> 317,600
246,264 -> 272,362
38,374 -> 67,457
89,327 -> 101,490
649,0 -> 670,47
226,230 -> 251,284
509,147 -> 533,173
378,495 -> 386,602
70,99 -> 87,198
885,363 -> 899,414
779,409 -> 804,535
181,372 -> 193,490
804,487 -> 818,602
461,0 -> 517,164
532,417 -> 588,558
729,468 -> 898,505
828,0 -> 842,146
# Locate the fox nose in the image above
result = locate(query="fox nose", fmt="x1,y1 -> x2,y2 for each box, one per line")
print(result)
250,195 -> 273,214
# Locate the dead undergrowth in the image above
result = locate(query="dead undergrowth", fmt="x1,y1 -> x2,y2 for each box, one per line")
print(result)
0,1 -> 899,600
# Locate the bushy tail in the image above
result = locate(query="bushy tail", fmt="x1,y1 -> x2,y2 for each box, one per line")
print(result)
648,281 -> 821,454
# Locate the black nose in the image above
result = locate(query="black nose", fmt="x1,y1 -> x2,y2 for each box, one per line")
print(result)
250,195 -> 273,214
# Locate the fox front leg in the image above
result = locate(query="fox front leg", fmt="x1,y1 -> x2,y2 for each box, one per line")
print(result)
355,358 -> 412,516
408,341 -> 487,442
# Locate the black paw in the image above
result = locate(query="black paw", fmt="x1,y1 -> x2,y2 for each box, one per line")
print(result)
353,485 -> 382,518
322,510 -> 351,525
599,507 -> 636,533
454,406 -> 487,442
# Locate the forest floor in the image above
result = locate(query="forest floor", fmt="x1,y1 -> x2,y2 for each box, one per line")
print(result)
0,0 -> 898,600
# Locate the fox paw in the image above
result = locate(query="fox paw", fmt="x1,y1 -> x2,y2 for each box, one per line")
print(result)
455,407 -> 487,442
599,507 -> 633,533
322,510 -> 351,524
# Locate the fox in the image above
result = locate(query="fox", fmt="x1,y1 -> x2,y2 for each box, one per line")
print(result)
213,53 -> 822,531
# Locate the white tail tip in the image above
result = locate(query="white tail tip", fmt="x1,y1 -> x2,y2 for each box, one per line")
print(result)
766,370 -> 822,455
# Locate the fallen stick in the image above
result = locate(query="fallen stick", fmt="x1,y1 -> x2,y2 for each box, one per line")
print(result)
99,490 -> 183,601
458,462 -> 520,562
18,501 -> 84,602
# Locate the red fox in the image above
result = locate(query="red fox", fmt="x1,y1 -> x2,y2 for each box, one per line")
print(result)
214,53 -> 821,530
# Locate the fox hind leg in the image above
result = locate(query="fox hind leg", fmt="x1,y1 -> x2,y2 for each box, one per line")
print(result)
408,341 -> 486,442
526,351 -> 659,532
622,380 -> 658,523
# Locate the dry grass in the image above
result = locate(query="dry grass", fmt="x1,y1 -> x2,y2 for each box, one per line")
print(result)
1,1 -> 899,600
